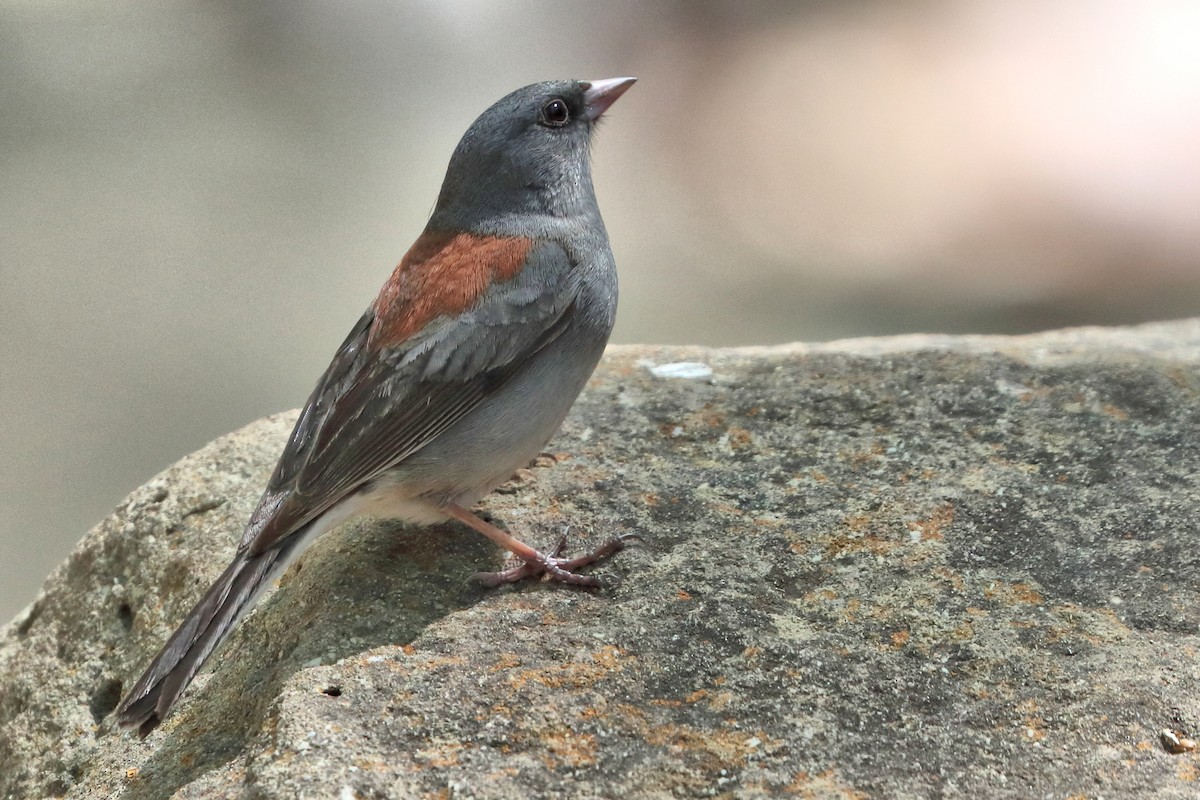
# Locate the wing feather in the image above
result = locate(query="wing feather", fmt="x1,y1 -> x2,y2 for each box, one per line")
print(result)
240,239 -> 576,556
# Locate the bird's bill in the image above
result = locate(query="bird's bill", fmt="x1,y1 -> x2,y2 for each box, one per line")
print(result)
582,77 -> 637,121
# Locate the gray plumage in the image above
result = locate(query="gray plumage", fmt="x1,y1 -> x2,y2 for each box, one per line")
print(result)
115,78 -> 634,736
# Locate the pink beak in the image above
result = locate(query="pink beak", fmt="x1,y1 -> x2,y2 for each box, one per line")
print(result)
583,77 -> 637,121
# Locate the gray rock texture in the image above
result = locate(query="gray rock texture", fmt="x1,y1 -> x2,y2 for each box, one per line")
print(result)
4,320 -> 1200,799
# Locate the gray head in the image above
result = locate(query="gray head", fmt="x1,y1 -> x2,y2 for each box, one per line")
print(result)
429,78 -> 636,232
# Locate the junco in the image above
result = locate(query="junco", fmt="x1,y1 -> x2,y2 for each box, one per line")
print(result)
116,77 -> 637,737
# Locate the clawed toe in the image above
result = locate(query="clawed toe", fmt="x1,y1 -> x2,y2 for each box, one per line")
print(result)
471,532 -> 638,589
443,503 -> 638,590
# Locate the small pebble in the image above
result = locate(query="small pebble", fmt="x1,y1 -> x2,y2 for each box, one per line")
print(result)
648,362 -> 713,380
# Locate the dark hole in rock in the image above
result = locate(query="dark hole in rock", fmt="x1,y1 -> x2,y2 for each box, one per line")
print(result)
117,602 -> 134,631
89,678 -> 123,724
321,685 -> 343,697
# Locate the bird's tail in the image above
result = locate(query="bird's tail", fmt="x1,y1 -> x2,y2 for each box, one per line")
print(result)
115,540 -> 297,737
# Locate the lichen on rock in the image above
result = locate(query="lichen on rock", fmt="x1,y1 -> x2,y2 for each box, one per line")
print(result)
3,321 -> 1200,799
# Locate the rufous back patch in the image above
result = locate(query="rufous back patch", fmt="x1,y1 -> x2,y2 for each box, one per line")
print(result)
369,230 -> 534,349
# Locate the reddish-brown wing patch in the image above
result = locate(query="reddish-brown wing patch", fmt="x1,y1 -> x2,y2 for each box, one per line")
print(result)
369,229 -> 533,350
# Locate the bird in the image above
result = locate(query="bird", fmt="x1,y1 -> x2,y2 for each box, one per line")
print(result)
114,77 -> 637,737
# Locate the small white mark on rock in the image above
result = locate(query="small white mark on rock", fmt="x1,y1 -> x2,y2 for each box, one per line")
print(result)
995,378 -> 1032,398
1109,596 -> 1123,606
340,786 -> 357,800
648,362 -> 714,380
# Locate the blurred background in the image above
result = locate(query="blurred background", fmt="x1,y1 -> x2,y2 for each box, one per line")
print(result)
3,0 -> 1199,620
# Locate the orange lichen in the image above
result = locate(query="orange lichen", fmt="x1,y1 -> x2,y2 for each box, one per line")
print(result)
540,727 -> 598,768
784,769 -> 869,799
506,646 -> 630,691
1100,404 -> 1129,420
490,653 -> 522,672
907,503 -> 955,541
983,581 -> 1044,606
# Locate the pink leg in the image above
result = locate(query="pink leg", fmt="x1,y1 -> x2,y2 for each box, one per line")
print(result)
442,504 -> 635,588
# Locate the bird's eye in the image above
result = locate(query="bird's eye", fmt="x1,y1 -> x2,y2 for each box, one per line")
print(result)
539,99 -> 570,127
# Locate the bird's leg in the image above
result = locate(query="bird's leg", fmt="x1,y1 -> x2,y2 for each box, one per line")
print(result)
442,503 -> 634,588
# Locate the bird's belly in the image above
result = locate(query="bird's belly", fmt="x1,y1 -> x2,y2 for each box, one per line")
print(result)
371,319 -> 609,511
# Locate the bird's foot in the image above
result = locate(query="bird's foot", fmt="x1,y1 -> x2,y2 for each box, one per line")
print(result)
471,532 -> 639,588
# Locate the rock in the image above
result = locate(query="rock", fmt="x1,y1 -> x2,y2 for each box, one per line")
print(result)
3,320 -> 1200,799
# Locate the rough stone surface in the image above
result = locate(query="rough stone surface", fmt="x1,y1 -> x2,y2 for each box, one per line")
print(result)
4,320 -> 1200,799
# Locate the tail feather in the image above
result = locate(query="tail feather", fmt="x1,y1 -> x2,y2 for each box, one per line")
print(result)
115,543 -> 293,737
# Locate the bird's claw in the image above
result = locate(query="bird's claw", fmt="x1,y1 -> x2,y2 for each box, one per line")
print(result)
472,533 -> 639,589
